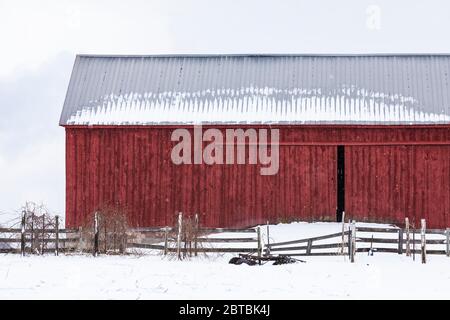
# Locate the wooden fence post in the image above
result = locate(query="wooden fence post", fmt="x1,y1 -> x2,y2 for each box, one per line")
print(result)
194,213 -> 199,257
398,228 -> 404,255
421,219 -> 426,264
20,210 -> 26,256
176,212 -> 183,260
412,224 -> 416,261
306,239 -> 313,255
113,221 -> 117,253
78,226 -> 83,253
257,227 -> 262,261
405,217 -> 411,257
103,216 -> 107,253
55,216 -> 59,256
446,228 -> 450,257
93,212 -> 99,257
341,211 -> 345,255
347,225 -> 351,258
369,235 -> 374,256
265,220 -> 270,256
30,214 -> 34,253
350,220 -> 356,263
41,214 -> 45,255
164,227 -> 169,256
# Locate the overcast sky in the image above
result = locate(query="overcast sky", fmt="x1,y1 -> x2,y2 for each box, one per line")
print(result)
0,0 -> 449,224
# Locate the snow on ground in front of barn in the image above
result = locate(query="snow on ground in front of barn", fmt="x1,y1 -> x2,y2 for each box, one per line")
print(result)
1,221 -> 449,299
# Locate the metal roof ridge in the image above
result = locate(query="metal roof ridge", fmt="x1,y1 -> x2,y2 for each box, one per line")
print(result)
75,53 -> 450,59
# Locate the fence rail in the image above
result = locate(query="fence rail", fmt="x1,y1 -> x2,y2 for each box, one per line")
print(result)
0,228 -> 78,234
129,242 -> 258,253
129,227 -> 257,234
356,226 -> 447,235
130,221 -> 260,258
263,220 -> 450,261
270,242 -> 347,252
267,231 -> 348,248
356,248 -> 447,255
0,238 -> 77,243
357,237 -> 446,245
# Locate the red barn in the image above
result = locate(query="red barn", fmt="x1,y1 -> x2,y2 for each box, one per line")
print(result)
60,54 -> 450,229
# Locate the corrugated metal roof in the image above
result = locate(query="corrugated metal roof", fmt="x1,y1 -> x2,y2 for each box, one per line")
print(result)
60,54 -> 450,125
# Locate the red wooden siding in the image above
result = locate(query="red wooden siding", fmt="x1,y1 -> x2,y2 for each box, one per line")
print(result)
65,127 -> 337,228
346,145 -> 450,228
65,126 -> 450,228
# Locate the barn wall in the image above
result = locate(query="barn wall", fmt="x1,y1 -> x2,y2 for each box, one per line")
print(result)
65,126 -> 450,228
65,127 -> 337,228
345,145 -> 450,228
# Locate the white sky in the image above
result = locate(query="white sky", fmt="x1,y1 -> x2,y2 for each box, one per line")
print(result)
0,0 -> 449,224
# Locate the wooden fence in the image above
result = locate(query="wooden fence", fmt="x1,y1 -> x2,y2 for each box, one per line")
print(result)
0,225 -> 260,256
0,227 -> 79,255
128,226 -> 260,256
126,213 -> 261,259
264,219 -> 450,263
1,213 -> 448,264
0,212 -> 261,257
355,225 -> 450,256
266,231 -> 350,256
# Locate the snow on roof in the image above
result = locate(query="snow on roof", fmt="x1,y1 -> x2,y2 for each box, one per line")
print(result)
60,54 -> 450,126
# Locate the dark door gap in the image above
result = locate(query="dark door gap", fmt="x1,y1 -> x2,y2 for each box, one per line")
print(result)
336,145 -> 345,222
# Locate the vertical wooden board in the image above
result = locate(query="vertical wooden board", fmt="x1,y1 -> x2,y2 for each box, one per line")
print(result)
161,129 -> 172,225
346,146 -> 354,221
386,146 -> 395,222
75,131 -> 84,225
231,162 -> 238,226
241,163 -> 249,225
203,163 -> 214,224
307,146 -> 317,220
130,130 -> 138,225
285,146 -> 293,222
65,130 -> 76,227
414,147 -> 426,224
344,146 -> 353,221
298,146 -> 306,220
91,131 -> 99,217
214,164 -> 222,227
161,129 -> 172,226
445,147 -> 450,227
143,131 -> 151,225
138,132 -> 146,226
253,158 -> 261,226
365,148 -> 378,221
438,147 -> 448,227
306,146 -> 315,221
364,146 -> 372,221
132,132 -> 139,225
72,131 -> 79,226
203,162 -> 211,224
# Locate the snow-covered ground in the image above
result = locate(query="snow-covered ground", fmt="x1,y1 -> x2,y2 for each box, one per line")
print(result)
1,221 -> 449,299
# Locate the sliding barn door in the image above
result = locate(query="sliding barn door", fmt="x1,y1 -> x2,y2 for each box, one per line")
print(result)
345,145 -> 450,228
